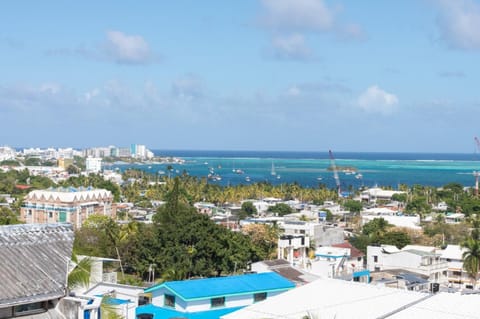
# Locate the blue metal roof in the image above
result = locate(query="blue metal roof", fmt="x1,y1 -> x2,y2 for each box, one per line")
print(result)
136,304 -> 244,319
145,272 -> 295,300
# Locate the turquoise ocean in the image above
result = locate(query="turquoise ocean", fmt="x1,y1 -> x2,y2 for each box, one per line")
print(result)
106,151 -> 480,190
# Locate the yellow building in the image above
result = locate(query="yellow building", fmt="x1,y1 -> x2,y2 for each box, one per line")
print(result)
58,158 -> 74,170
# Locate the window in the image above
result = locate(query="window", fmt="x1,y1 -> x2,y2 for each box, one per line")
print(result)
211,297 -> 225,308
254,292 -> 267,302
373,256 -> 378,263
14,302 -> 46,316
453,271 -> 462,277
137,314 -> 154,319
138,295 -> 151,306
164,294 -> 175,308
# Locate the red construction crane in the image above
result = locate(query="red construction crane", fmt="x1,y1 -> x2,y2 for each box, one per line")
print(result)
329,150 -> 341,197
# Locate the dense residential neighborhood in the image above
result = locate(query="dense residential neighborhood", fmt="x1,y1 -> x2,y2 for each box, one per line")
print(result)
2,146 -> 480,318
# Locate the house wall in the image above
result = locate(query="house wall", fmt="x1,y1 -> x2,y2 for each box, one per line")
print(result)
151,287 -> 170,308
152,290 -> 289,313
383,252 -> 420,271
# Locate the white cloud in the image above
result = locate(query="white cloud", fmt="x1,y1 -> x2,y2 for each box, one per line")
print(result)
259,0 -> 366,61
171,74 -> 204,100
357,85 -> 399,114
84,88 -> 100,103
105,31 -> 156,64
260,0 -> 334,32
271,34 -> 313,60
337,23 -> 367,41
286,85 -> 301,96
435,0 -> 480,50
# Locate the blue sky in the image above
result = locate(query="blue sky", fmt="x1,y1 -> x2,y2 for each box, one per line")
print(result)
1,0 -> 480,152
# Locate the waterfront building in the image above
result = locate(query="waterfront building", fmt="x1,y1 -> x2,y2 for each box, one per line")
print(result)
117,147 -> 131,158
86,156 -> 102,173
360,187 -> 406,203
136,272 -> 295,319
20,187 -> 116,228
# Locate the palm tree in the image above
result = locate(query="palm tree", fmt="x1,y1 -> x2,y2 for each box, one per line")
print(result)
68,254 -> 92,291
462,238 -> 480,287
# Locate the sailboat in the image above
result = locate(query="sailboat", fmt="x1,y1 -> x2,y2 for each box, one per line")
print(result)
271,161 -> 276,176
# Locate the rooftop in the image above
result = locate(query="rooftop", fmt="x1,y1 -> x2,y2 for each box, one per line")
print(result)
144,272 -> 295,300
222,278 -> 428,319
0,223 -> 74,307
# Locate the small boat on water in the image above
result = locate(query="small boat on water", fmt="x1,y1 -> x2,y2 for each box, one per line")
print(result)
245,176 -> 251,182
271,161 -> 276,176
208,173 -> 222,181
317,177 -> 323,181
355,173 -> 363,179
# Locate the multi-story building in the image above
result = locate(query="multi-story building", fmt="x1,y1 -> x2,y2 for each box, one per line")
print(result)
86,157 -> 102,173
440,244 -> 475,289
20,187 -> 116,228
117,147 -> 131,158
0,146 -> 16,161
58,157 -> 74,170
280,220 -> 344,246
367,245 -> 448,283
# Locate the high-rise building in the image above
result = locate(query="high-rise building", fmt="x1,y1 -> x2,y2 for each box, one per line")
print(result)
86,157 -> 102,173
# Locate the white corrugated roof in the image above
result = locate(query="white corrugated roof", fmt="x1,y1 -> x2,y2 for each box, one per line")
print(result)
388,293 -> 480,319
222,278 -> 426,319
440,245 -> 465,260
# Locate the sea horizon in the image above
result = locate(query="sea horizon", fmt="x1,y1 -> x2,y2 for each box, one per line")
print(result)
104,150 -> 480,190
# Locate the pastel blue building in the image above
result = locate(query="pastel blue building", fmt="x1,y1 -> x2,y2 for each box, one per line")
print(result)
136,272 -> 295,319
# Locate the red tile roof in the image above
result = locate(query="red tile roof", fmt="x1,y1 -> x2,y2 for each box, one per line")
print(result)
332,241 -> 364,258
15,184 -> 31,190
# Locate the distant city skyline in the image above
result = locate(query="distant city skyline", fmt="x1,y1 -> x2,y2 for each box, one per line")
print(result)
1,1 -> 480,152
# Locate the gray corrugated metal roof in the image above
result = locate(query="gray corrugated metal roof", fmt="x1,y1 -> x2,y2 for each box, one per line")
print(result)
0,223 -> 74,307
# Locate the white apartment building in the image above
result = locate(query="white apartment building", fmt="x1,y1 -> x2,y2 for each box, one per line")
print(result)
440,245 -> 476,289
278,234 -> 310,266
0,146 -> 16,161
361,187 -> 406,203
280,220 -> 344,246
86,157 -> 102,173
367,245 -> 448,283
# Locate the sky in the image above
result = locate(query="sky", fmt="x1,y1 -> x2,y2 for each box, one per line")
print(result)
1,0 -> 480,153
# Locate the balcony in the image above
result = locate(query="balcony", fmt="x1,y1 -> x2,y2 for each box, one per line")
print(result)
418,260 -> 449,273
278,235 -> 309,249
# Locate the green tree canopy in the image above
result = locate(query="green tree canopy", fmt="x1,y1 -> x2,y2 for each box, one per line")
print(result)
343,200 -> 363,213
267,203 -> 294,216
0,207 -> 22,225
238,201 -> 257,220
